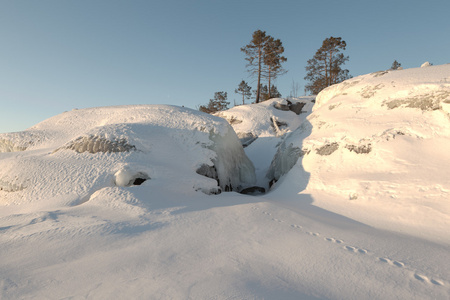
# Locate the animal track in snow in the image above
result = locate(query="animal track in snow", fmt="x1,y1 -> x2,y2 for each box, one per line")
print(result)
378,257 -> 405,268
254,207 -> 447,288
413,274 -> 445,286
344,245 -> 368,254
325,237 -> 344,244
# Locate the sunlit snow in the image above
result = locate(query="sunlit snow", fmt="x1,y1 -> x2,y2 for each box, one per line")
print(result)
1,65 -> 449,300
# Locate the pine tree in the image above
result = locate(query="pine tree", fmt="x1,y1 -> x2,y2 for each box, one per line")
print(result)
235,80 -> 252,105
269,85 -> 281,99
304,36 -> 351,95
199,92 -> 229,114
391,60 -> 402,70
255,84 -> 281,101
262,37 -> 287,97
241,30 -> 269,103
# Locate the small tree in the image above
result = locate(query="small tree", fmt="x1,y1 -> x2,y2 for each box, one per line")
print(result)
269,85 -> 281,99
304,36 -> 351,95
289,80 -> 300,98
199,91 -> 229,114
391,60 -> 402,70
235,80 -> 252,105
255,84 -> 281,101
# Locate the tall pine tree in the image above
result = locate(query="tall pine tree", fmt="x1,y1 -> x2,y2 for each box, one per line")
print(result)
235,80 -> 252,105
263,36 -> 287,98
304,36 -> 351,95
241,30 -> 268,103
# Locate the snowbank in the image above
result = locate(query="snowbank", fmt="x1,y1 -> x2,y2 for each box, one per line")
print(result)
0,105 -> 256,206
273,64 -> 450,242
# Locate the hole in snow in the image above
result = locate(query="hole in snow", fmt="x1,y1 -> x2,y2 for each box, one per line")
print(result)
114,169 -> 150,187
133,177 -> 147,185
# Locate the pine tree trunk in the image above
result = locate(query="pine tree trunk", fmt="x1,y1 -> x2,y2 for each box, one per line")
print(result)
242,93 -> 245,105
268,67 -> 271,99
256,47 -> 262,103
329,51 -> 333,86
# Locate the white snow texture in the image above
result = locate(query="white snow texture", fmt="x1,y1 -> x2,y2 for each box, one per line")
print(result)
1,64 -> 450,300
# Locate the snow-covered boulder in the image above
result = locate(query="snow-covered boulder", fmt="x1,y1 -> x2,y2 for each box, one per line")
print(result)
271,64 -> 450,238
217,98 -> 314,144
0,105 -> 256,206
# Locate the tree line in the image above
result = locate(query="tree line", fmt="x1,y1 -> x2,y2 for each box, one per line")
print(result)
200,29 -> 403,114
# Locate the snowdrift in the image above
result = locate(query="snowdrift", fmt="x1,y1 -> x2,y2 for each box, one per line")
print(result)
271,64 -> 450,240
0,105 -> 256,206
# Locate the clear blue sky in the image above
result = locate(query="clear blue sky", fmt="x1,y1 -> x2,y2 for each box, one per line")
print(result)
1,0 -> 449,133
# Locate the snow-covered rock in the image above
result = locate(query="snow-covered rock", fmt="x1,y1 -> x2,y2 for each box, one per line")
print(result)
272,64 -> 450,241
421,61 -> 432,67
0,105 -> 256,206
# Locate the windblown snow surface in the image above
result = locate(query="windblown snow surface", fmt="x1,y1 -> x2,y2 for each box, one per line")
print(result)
1,65 -> 450,299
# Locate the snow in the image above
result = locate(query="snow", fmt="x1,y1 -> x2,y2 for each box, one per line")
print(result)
1,66 -> 450,299
217,97 -> 315,189
0,105 -> 256,205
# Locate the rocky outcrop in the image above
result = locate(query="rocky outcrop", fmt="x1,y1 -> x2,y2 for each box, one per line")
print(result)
55,135 -> 136,154
273,99 -> 306,115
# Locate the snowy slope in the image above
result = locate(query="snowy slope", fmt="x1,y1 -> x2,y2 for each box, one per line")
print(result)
270,64 -> 450,243
1,66 -> 450,300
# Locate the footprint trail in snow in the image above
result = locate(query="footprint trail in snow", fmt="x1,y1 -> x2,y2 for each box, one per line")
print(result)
253,205 -> 447,288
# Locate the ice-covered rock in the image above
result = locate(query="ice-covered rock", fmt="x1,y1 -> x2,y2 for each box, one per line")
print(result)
217,97 -> 315,189
0,105 -> 256,206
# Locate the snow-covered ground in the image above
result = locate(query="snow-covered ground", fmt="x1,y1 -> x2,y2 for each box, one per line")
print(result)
1,64 -> 449,299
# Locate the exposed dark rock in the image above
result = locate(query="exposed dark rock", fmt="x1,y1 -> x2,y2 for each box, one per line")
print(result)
196,164 -> 218,180
227,116 -> 243,125
237,132 -> 258,148
273,100 -> 306,115
0,139 -> 28,153
0,179 -> 26,192
268,178 -> 277,189
371,71 -> 389,77
384,92 -> 449,111
289,102 -> 306,115
345,144 -> 372,154
239,186 -> 266,195
273,102 -> 290,111
316,143 -> 339,156
56,136 -> 136,154
270,117 -> 288,131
